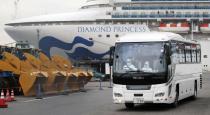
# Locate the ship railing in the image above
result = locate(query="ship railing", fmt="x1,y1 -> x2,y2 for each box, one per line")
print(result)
112,14 -> 210,18
131,0 -> 210,2
122,6 -> 210,10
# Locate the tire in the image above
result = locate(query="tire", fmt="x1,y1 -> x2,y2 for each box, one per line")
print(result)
125,103 -> 134,109
192,82 -> 197,100
172,91 -> 179,107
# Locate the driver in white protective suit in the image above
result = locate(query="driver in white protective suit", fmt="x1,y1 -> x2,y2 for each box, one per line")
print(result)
142,61 -> 153,72
123,58 -> 137,71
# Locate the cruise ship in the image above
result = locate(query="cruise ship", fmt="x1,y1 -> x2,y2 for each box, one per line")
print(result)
4,0 -> 210,70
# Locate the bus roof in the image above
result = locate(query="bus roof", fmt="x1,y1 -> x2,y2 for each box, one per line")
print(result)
116,32 -> 199,44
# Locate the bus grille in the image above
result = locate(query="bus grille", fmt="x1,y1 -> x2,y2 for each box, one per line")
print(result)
126,85 -> 151,90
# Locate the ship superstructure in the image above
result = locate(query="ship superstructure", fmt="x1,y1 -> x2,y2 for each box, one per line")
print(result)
109,0 -> 210,38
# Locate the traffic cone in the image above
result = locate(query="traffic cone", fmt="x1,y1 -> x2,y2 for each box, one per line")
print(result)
5,89 -> 12,102
0,90 -> 8,108
1,90 -> 5,100
10,89 -> 16,101
0,98 -> 8,108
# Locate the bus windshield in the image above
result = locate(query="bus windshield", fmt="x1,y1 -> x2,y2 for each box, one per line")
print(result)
114,42 -> 167,74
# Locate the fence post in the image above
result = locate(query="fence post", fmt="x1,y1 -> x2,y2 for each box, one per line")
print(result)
80,79 -> 86,92
36,83 -> 43,99
99,78 -> 103,90
61,80 -> 69,95
108,66 -> 113,88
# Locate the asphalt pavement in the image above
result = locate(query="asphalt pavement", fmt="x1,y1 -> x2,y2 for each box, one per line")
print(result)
1,73 -> 210,115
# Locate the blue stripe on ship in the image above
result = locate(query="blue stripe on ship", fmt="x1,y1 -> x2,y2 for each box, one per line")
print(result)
39,36 -> 109,60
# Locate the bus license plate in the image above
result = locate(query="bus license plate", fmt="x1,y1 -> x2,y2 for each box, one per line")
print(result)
133,98 -> 144,103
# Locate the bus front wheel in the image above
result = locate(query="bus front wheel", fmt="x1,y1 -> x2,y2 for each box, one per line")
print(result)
172,90 -> 179,107
125,103 -> 134,109
192,81 -> 197,100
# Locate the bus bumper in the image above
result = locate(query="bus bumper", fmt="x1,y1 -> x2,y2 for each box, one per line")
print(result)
113,84 -> 175,104
113,93 -> 175,104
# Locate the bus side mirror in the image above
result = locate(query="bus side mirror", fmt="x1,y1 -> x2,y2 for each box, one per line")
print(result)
168,65 -> 172,79
164,44 -> 171,65
109,46 -> 115,66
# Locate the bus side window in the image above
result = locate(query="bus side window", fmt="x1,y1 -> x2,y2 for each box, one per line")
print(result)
191,44 -> 197,63
171,42 -> 179,64
185,44 -> 192,63
178,43 -> 185,63
196,45 -> 201,63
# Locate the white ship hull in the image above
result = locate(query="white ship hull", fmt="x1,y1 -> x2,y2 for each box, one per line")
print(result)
4,0 -> 210,61
5,22 -> 149,60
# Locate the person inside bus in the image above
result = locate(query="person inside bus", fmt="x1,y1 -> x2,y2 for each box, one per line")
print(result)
142,61 -> 153,72
123,58 -> 137,71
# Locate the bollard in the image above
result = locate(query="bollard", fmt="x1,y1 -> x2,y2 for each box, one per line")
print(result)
108,75 -> 112,88
55,83 -> 58,93
80,80 -> 86,92
99,78 -> 103,90
36,83 -> 43,99
61,81 -> 69,95
108,66 -> 113,88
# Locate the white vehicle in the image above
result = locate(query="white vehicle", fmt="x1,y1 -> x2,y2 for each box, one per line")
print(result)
112,32 -> 202,108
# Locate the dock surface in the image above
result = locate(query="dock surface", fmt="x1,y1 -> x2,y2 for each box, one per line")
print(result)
1,74 -> 210,115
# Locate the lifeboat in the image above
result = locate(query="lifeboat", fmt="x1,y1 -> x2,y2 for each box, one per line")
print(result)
200,23 -> 210,33
159,22 -> 190,33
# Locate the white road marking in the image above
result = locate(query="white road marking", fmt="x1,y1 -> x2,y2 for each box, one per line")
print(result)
22,96 -> 58,103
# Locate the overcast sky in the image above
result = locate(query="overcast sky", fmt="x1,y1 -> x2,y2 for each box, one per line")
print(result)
0,0 -> 86,45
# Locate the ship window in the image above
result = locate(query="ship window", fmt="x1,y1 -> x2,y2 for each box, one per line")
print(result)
121,21 -> 126,24
96,21 -> 101,24
113,21 -> 118,24
123,12 -> 129,16
129,22 -> 135,24
115,34 -> 119,38
204,55 -> 208,58
106,12 -> 111,15
98,35 -> 102,37
105,21 -> 110,24
203,12 -> 208,17
106,35 -> 110,38
113,7 -> 116,11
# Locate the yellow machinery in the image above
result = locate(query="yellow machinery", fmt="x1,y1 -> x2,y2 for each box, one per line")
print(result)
2,48 -> 48,96
39,52 -> 67,94
0,43 -> 93,96
0,47 -> 22,94
0,59 -> 19,91
20,51 -> 48,96
50,55 -> 77,90
51,55 -> 93,91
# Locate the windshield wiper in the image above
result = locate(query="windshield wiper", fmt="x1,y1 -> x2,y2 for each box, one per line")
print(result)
117,72 -> 132,78
126,70 -> 165,75
117,70 -> 143,78
126,70 -> 144,73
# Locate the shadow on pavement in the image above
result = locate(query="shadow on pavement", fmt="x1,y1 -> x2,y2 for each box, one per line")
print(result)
117,97 -> 200,112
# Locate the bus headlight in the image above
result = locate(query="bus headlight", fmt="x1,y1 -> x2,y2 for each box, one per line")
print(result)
155,92 -> 165,97
114,93 -> 123,97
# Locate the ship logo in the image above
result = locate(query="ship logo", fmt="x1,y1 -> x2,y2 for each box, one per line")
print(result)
39,36 -> 110,60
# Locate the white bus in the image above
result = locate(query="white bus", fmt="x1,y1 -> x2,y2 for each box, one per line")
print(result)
112,32 -> 202,108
